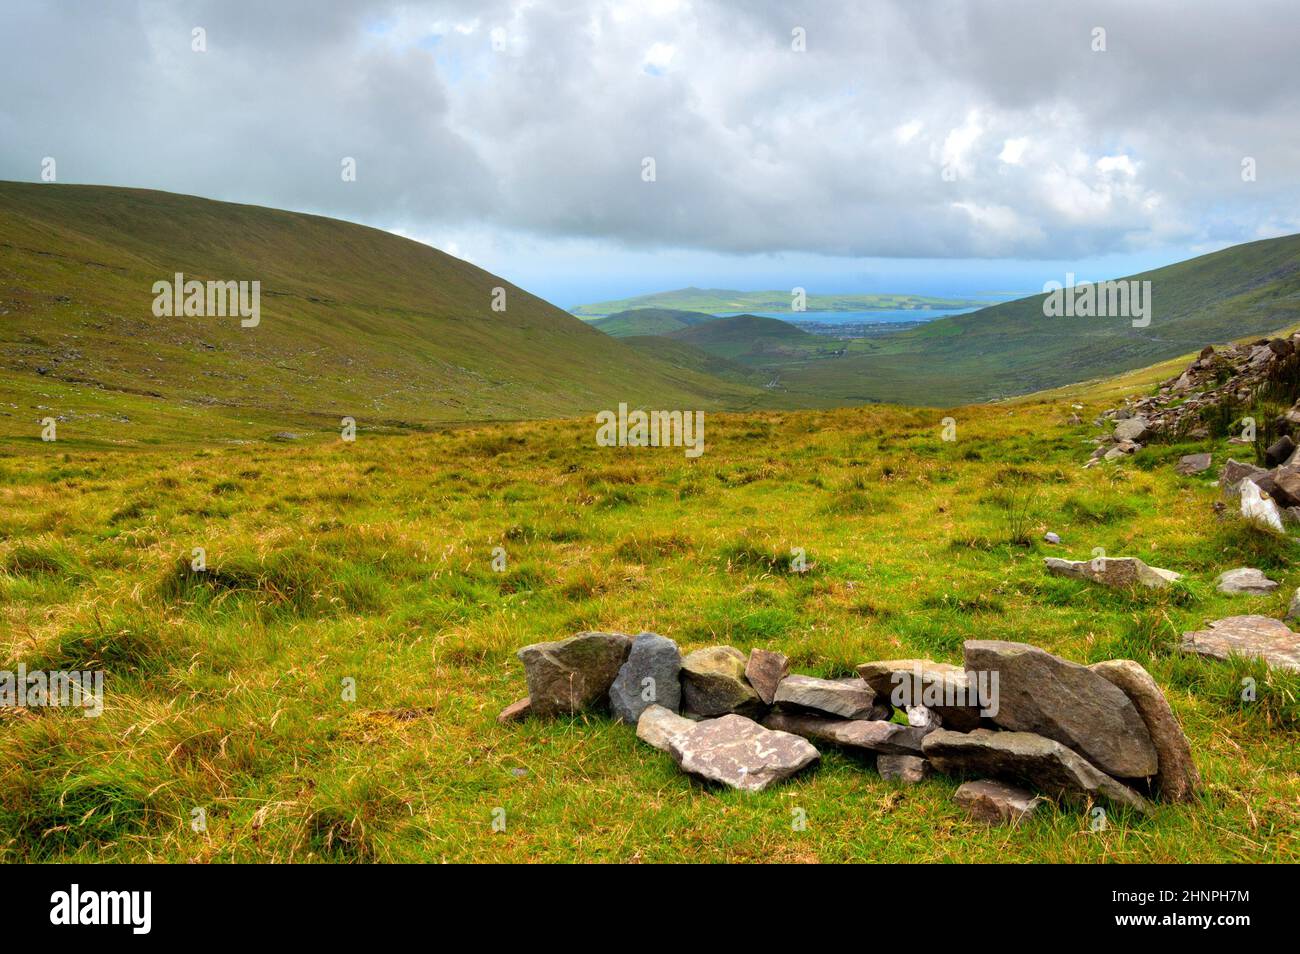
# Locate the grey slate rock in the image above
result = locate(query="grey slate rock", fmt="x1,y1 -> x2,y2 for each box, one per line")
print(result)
772,673 -> 888,720
668,714 -> 819,792
609,632 -> 681,723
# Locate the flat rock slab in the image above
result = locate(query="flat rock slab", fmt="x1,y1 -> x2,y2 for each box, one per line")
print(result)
681,646 -> 764,717
773,673 -> 887,720
1180,615 -> 1300,671
763,710 -> 928,754
609,632 -> 681,723
1090,659 -> 1200,803
855,659 -> 982,730
669,714 -> 819,792
878,754 -> 931,784
636,704 -> 696,753
1044,556 -> 1181,589
745,648 -> 789,705
922,729 -> 1151,814
964,639 -> 1158,779
1215,567 -> 1279,595
1175,452 -> 1212,476
517,631 -> 633,716
954,780 -> 1044,826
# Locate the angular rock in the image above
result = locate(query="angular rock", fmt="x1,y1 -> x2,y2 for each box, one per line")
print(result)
1044,556 -> 1181,589
1043,531 -> 1061,544
922,729 -> 1151,813
772,673 -> 887,720
763,710 -> 928,754
516,631 -> 633,716
1254,466 -> 1300,508
635,704 -> 695,753
877,754 -> 931,784
1113,416 -> 1151,443
497,696 -> 532,724
1215,567 -> 1279,595
856,659 -> 982,730
1241,480 -> 1285,532
963,640 -> 1158,779
1090,659 -> 1200,803
1175,452 -> 1212,476
680,646 -> 764,717
1219,458 -> 1267,498
744,648 -> 788,706
668,714 -> 819,792
1265,435 -> 1296,467
1180,615 -> 1300,671
953,780 -> 1044,826
609,632 -> 681,723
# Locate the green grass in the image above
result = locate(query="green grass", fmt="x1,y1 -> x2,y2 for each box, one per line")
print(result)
1,392 -> 1296,862
589,308 -> 716,337
571,287 -> 988,317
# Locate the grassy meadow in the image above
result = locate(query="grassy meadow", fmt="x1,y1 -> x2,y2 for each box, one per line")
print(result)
2,382 -> 1297,863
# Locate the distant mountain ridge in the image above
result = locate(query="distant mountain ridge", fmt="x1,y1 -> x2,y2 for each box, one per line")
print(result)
572,287 -> 988,318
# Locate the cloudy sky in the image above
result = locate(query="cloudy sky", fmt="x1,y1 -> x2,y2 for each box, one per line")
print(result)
3,0 -> 1298,308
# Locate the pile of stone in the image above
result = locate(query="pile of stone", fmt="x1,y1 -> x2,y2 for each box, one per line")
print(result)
1085,337 -> 1300,466
500,631 -> 1203,825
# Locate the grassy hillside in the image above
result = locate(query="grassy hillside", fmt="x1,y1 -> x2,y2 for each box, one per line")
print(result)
0,183 -> 781,446
777,234 -> 1300,406
665,314 -> 814,360
589,308 -> 715,337
571,287 -> 988,318
1,370 -> 1296,862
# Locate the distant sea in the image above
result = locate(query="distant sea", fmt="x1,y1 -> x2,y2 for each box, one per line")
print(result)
715,307 -> 982,326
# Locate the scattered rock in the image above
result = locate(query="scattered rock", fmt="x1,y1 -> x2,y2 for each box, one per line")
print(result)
497,697 -> 532,724
856,659 -> 982,730
669,715 -> 819,791
1113,416 -> 1151,443
964,640 -> 1158,779
1175,452 -> 1212,476
1253,465 -> 1300,509
1265,435 -> 1296,467
878,754 -> 931,784
1220,459 -> 1267,497
1179,615 -> 1300,671
954,780 -> 1044,825
1044,556 -> 1181,589
744,648 -> 788,706
636,704 -> 695,753
922,729 -> 1152,813
680,646 -> 764,717
772,673 -> 887,720
1090,659 -> 1200,803
516,631 -> 633,716
1215,567 -> 1279,595
1044,531 -> 1061,545
763,711 -> 928,754
609,632 -> 681,723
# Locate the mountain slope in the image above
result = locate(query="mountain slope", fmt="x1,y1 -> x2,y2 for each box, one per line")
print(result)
571,287 -> 987,317
777,233 -> 1300,406
589,308 -> 715,337
0,182 -> 778,444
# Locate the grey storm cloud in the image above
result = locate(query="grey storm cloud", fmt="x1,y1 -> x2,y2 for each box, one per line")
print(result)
2,0 -> 1298,260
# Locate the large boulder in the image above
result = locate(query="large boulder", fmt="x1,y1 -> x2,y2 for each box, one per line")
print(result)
635,704 -> 695,753
1180,616 -> 1300,671
1215,567 -> 1279,595
1265,435 -> 1296,467
1090,659 -> 1200,803
1113,416 -> 1151,443
922,729 -> 1152,813
1253,465 -> 1300,508
772,673 -> 888,720
668,714 -> 819,791
1219,459 -> 1267,498
763,710 -> 928,754
1044,556 -> 1181,589
855,659 -> 983,730
744,648 -> 788,705
680,646 -> 764,717
953,780 -> 1044,826
609,632 -> 681,723
516,631 -> 633,716
963,640 -> 1158,779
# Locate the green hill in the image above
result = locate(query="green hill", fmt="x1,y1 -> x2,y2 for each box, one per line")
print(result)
571,287 -> 987,318
589,307 -> 715,337
0,182 -> 780,445
776,234 -> 1300,406
665,313 -> 813,361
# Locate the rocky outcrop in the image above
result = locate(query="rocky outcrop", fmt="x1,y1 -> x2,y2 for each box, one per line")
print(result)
922,729 -> 1152,813
668,714 -> 819,791
609,632 -> 681,723
964,640 -> 1158,779
1090,660 -> 1200,803
517,631 -> 633,715
1180,615 -> 1300,671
